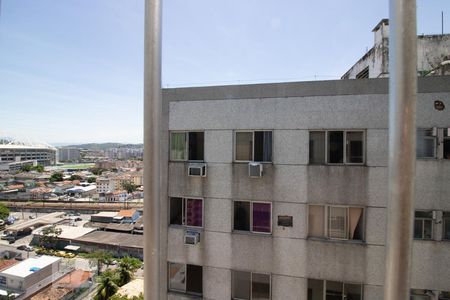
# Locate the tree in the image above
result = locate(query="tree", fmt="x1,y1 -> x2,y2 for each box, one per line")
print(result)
87,177 -> 97,183
91,168 -> 103,176
115,257 -> 142,286
50,172 -> 64,182
70,174 -> 82,181
83,250 -> 113,275
40,225 -> 62,248
94,269 -> 119,300
121,181 -> 137,194
110,293 -> 143,300
20,165 -> 32,172
32,165 -> 44,172
0,203 -> 9,220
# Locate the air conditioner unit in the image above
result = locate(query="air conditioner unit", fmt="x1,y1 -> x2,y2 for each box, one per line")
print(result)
188,163 -> 207,177
248,162 -> 263,178
446,128 -> 450,137
432,127 -> 438,137
184,230 -> 200,245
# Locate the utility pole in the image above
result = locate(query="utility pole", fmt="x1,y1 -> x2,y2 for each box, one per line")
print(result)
143,0 -> 162,299
384,1 -> 417,300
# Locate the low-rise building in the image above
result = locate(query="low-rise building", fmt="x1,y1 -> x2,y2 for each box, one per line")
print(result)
90,211 -> 118,223
105,190 -> 127,202
66,185 -> 96,198
113,209 -> 140,224
0,256 -> 60,294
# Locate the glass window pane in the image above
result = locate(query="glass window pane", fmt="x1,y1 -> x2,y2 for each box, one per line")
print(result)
254,131 -> 272,162
236,132 -> 253,161
346,132 -> 364,163
344,283 -> 362,300
439,291 -> 450,299
252,203 -> 271,233
308,279 -> 324,300
252,273 -> 270,300
416,129 -> 436,158
326,281 -> 343,300
328,131 -> 344,164
415,211 -> 433,218
234,201 -> 250,231
444,213 -> 450,240
309,131 -> 326,164
168,263 -> 186,292
414,219 -> 423,239
188,132 -> 204,161
348,207 -> 364,240
232,271 -> 251,300
308,205 -> 325,238
444,138 -> 450,159
186,264 -> 202,295
423,219 -> 433,239
170,197 -> 183,225
185,199 -> 203,227
170,132 -> 187,160
329,207 -> 348,239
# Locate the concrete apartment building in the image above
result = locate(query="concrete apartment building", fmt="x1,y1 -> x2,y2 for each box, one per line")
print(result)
342,19 -> 450,79
158,75 -> 450,300
57,147 -> 81,162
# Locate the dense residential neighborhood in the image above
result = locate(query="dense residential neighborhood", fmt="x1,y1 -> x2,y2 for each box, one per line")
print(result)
0,0 -> 449,297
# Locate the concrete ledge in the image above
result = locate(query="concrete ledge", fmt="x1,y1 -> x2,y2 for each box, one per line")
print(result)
163,76 -> 450,101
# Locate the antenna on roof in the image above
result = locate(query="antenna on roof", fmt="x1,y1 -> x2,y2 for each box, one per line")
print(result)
442,11 -> 444,35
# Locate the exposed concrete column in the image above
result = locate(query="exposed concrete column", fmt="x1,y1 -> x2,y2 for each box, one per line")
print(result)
143,0 -> 162,299
384,1 -> 417,300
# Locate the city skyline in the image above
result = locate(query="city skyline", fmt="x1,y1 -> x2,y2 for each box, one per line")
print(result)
0,0 -> 448,144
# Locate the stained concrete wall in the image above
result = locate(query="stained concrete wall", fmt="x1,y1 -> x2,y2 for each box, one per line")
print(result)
342,19 -> 450,79
163,77 -> 450,299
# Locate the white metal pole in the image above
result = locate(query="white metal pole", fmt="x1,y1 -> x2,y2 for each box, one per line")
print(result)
384,1 -> 417,299
143,0 -> 162,299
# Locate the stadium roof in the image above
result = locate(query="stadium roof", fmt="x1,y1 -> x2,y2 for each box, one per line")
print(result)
0,136 -> 56,150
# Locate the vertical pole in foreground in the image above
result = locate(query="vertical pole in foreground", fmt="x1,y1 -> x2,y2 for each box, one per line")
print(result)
384,1 -> 417,300
143,0 -> 162,299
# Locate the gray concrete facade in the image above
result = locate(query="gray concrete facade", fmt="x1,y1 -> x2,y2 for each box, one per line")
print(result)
161,76 -> 450,299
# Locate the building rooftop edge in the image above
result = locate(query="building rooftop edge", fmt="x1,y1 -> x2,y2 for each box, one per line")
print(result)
162,76 -> 450,102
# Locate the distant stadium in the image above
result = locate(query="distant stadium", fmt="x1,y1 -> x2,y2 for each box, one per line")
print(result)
0,136 -> 57,166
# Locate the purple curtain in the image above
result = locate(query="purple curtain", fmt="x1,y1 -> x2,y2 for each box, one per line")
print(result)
186,199 -> 203,227
252,203 -> 271,233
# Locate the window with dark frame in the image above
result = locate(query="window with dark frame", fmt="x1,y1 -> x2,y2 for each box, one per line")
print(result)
233,201 -> 271,233
413,211 -> 433,240
416,129 -> 436,158
235,131 -> 272,162
232,270 -> 271,300
170,131 -> 204,161
307,279 -> 363,300
308,205 -> 364,241
444,129 -> 450,159
443,212 -> 450,240
169,197 -> 203,227
168,262 -> 203,296
309,130 -> 364,165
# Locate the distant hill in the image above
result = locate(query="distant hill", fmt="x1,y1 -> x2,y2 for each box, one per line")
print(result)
61,143 -> 143,150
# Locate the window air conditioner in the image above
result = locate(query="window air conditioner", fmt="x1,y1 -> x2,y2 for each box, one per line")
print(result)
432,127 -> 438,137
184,230 -> 200,245
248,162 -> 263,178
188,163 -> 207,177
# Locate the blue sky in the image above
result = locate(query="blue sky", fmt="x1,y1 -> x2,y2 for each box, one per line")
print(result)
0,0 -> 448,144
